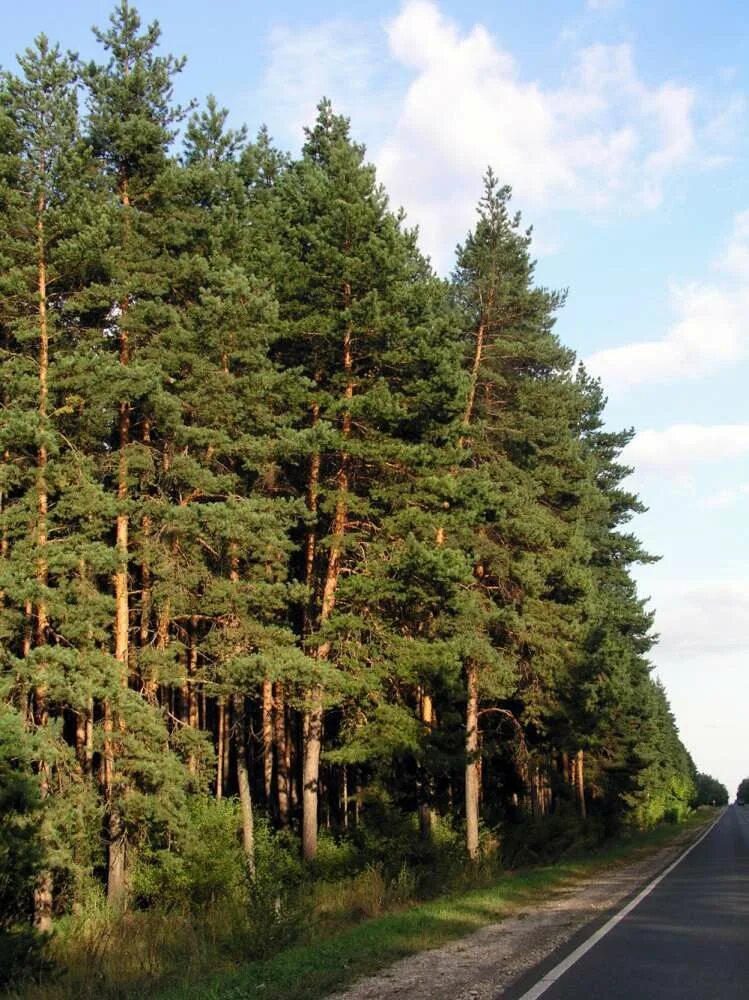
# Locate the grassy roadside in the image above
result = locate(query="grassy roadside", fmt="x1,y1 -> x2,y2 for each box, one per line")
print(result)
162,808 -> 718,1000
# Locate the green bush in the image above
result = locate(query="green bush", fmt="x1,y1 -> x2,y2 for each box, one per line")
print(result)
501,811 -> 602,867
130,796 -> 248,909
0,925 -> 52,990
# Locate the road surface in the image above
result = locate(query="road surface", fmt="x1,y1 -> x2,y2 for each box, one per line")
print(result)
510,806 -> 749,999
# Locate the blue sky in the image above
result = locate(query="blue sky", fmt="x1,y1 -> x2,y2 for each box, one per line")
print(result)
4,0 -> 749,797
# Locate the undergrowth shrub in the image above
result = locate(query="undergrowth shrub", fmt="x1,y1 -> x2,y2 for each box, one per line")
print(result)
501,811 -> 604,867
130,796 -> 248,908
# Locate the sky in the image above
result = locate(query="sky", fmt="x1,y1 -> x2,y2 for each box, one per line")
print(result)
3,0 -> 748,798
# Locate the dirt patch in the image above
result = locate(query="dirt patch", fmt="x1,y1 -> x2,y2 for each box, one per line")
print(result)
329,823 -> 710,1000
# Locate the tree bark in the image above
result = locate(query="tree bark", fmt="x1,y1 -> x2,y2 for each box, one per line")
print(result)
459,301 -> 493,854
75,700 -> 94,776
304,399 -> 321,604
465,661 -> 480,860
302,686 -> 323,861
216,695 -> 226,800
274,683 -> 290,826
262,678 -> 273,803
576,749 -> 587,820
418,688 -> 434,840
233,695 -> 255,879
185,616 -> 199,773
461,319 -> 486,443
303,323 -> 353,861
342,764 -> 349,830
31,179 -> 54,933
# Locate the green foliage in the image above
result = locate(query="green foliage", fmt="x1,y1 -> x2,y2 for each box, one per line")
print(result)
0,707 -> 42,928
131,796 -> 247,908
0,707 -> 51,988
0,8 -> 703,992
692,773 -> 727,807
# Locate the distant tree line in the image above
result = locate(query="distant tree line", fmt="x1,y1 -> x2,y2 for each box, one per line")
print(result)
1,2 -> 700,940
694,773 -> 728,807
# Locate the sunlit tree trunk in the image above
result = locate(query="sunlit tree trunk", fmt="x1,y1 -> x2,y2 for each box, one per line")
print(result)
274,683 -> 290,826
465,661 -> 480,860
262,679 -> 273,802
303,327 -> 352,861
418,688 -> 434,840
234,694 -> 255,879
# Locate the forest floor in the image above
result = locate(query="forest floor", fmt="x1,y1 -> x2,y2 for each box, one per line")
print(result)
160,809 -> 717,1000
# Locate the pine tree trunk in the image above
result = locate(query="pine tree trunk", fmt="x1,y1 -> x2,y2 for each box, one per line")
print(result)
233,695 -> 255,879
576,749 -> 587,819
36,191 -> 49,651
262,678 -> 273,802
461,318 -> 486,441
75,701 -> 94,776
303,325 -> 353,861
302,686 -> 323,861
146,603 -> 169,706
459,310 -> 491,851
418,688 -> 434,840
301,394 -> 320,849
561,749 -> 571,793
342,765 -> 349,830
304,399 -> 320,600
139,534 -> 151,648
106,192 -> 132,901
138,421 -> 152,663
216,695 -> 226,800
31,185 -> 54,933
465,661 -> 480,860
186,617 -> 199,773
530,763 -> 540,817
274,682 -> 290,825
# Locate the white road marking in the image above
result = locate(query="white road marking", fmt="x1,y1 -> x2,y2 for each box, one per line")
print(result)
516,811 -> 726,1000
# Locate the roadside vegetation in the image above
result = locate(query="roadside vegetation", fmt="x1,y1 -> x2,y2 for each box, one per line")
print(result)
6,809 -> 717,1000
0,3 -> 720,995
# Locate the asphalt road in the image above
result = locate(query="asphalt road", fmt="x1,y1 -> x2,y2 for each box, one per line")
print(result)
511,806 -> 749,999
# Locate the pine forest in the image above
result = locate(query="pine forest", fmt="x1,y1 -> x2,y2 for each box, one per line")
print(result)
0,5 -> 726,994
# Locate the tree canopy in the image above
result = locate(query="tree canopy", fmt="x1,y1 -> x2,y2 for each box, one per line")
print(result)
0,3 -> 702,954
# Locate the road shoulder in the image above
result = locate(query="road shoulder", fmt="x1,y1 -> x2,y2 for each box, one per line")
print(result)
330,814 -> 719,1000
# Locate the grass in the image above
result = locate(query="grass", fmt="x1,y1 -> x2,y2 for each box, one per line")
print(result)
157,808 -> 716,1000
9,809 -> 716,1000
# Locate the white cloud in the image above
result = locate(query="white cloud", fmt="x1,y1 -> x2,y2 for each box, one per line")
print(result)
588,212 -> 749,387
715,209 -> 749,279
587,0 -> 622,9
259,19 -> 396,143
261,1 -> 733,271
623,424 -> 749,472
377,4 -> 706,266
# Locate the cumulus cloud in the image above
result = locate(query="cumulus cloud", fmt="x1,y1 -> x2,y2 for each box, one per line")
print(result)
377,2 -> 706,265
587,212 -> 749,387
261,1 -> 733,271
622,424 -> 749,473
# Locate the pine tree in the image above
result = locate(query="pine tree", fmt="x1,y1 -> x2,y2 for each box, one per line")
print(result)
273,101 -> 470,859
452,172 -> 596,853
166,95 -> 307,869
0,34 -> 109,929
83,0 -> 194,902
0,7 -> 704,944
